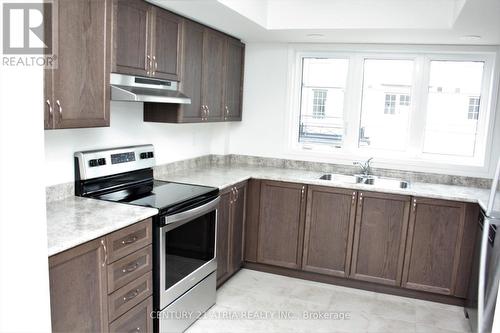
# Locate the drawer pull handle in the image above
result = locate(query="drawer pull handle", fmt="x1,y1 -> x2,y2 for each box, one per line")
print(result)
122,262 -> 139,273
123,289 -> 139,302
121,236 -> 138,245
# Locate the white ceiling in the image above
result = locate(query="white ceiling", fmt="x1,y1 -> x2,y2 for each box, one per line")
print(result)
148,0 -> 500,45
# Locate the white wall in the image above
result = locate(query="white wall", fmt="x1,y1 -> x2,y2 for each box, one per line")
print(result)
44,102 -> 230,186
229,43 -> 500,178
0,1 -> 51,329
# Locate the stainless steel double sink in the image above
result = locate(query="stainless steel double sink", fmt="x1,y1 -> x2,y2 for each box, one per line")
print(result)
319,173 -> 409,189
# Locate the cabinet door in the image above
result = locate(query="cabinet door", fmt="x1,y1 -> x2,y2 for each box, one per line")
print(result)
202,29 -> 225,121
151,8 -> 182,80
302,186 -> 357,278
402,197 -> 466,295
112,0 -> 150,77
216,189 -> 231,285
230,182 -> 247,273
350,191 -> 410,286
244,179 -> 261,263
51,0 -> 110,128
178,20 -> 204,121
44,68 -> 53,129
257,181 -> 306,269
223,38 -> 244,121
49,238 -> 108,332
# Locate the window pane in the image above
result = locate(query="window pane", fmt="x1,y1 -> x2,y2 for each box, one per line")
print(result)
299,58 -> 349,147
423,61 -> 484,156
359,59 -> 414,150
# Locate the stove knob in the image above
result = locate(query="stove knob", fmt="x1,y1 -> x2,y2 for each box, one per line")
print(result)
148,152 -> 154,158
140,152 -> 148,159
98,158 -> 106,166
89,159 -> 98,167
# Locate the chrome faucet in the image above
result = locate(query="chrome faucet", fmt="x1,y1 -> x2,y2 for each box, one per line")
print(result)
353,157 -> 373,176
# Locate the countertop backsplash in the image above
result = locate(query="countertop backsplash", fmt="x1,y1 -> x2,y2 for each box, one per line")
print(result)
46,154 -> 492,202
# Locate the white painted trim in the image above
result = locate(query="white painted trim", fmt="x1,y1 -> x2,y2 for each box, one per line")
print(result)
284,44 -> 499,178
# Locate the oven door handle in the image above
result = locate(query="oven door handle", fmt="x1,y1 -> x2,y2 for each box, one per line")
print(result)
161,196 -> 220,232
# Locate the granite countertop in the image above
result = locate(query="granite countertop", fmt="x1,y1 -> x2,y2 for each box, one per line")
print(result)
46,196 -> 158,256
47,165 -> 497,256
155,165 -> 497,212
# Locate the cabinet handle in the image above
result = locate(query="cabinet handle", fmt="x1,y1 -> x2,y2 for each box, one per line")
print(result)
301,186 -> 305,200
413,199 -> 417,211
121,235 -> 138,245
146,55 -> 151,75
122,262 -> 139,273
235,188 -> 239,202
55,99 -> 62,116
152,55 -> 157,75
101,239 -> 107,267
123,289 -> 139,302
128,328 -> 141,333
202,105 -> 209,120
225,106 -> 229,115
359,192 -> 363,202
46,99 -> 53,117
352,191 -> 356,204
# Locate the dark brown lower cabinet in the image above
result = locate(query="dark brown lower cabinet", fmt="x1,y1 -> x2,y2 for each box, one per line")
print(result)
49,219 -> 154,332
217,182 -> 247,287
402,197 -> 475,296
302,186 -> 357,277
243,179 -> 478,304
257,181 -> 307,269
216,189 -> 232,284
350,191 -> 411,286
49,238 -> 109,333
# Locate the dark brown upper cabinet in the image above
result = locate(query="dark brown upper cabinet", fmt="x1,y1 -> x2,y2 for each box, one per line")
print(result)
402,197 -> 471,296
350,191 -> 411,286
202,29 -> 225,121
44,0 -> 111,129
257,181 -> 307,270
149,7 -> 182,80
112,0 -> 181,80
302,186 -> 357,278
223,38 -> 245,121
144,22 -> 245,123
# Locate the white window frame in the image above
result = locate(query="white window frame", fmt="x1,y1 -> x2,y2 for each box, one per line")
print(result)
285,44 -> 499,176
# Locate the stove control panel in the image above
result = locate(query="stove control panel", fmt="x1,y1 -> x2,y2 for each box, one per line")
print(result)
75,144 -> 155,180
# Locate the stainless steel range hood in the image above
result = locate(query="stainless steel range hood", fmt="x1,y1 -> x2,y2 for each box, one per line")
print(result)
110,73 -> 191,104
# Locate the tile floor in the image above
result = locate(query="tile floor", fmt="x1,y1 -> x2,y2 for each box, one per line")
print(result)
186,269 -> 472,333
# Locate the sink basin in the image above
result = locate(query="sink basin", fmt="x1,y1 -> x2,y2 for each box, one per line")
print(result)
319,174 -> 359,184
319,174 -> 409,189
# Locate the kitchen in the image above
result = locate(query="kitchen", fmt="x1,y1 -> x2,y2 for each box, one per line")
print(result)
1,0 -> 500,333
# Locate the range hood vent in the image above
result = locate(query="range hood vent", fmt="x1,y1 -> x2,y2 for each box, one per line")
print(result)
110,73 -> 191,104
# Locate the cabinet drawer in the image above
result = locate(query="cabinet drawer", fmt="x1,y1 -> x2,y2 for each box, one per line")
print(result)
108,245 -> 152,293
109,297 -> 153,333
106,218 -> 152,263
108,272 -> 153,322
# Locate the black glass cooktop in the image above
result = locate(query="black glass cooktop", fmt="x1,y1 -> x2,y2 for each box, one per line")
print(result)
94,179 -> 218,215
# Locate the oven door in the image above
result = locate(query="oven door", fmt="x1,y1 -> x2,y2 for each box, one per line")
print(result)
159,197 -> 219,309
